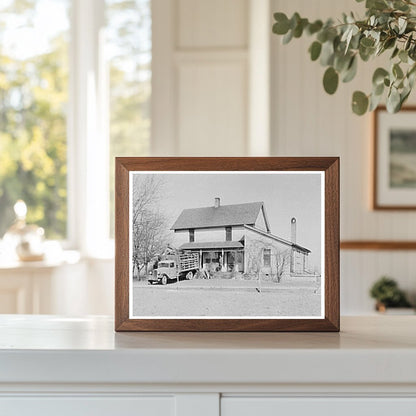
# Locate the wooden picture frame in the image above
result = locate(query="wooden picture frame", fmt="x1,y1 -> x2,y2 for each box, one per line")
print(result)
373,106 -> 416,210
115,157 -> 339,332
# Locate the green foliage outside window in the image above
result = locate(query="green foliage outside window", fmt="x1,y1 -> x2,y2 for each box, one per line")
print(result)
0,1 -> 69,238
0,0 -> 151,240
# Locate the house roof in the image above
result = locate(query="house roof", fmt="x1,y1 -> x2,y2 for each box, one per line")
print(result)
244,225 -> 311,254
171,202 -> 266,230
180,241 -> 244,250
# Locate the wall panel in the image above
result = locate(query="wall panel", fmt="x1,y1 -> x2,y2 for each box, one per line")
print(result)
177,61 -> 247,156
152,0 -> 249,156
178,0 -> 248,49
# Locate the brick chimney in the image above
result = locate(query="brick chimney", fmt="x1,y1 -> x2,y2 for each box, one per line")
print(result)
214,197 -> 220,208
291,217 -> 296,243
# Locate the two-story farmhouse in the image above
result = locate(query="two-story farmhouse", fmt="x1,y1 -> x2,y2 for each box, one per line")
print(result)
171,197 -> 311,278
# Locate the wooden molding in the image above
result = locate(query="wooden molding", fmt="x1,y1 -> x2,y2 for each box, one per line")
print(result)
341,241 -> 416,250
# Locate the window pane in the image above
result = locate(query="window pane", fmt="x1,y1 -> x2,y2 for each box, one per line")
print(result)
263,248 -> 271,267
0,0 -> 70,239
106,0 -> 151,237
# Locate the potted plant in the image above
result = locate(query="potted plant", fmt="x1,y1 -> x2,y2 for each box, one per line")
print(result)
369,276 -> 413,313
272,0 -> 416,115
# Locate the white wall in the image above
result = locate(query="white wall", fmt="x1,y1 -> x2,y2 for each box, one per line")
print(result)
271,0 -> 416,313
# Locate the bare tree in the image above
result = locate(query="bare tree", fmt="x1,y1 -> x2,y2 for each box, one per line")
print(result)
245,239 -> 265,279
244,239 -> 269,292
274,248 -> 291,283
245,239 -> 292,287
132,175 -> 170,278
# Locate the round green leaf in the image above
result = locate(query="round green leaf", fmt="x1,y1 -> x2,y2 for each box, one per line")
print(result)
360,37 -> 375,48
323,67 -> 339,95
372,68 -> 389,86
352,91 -> 369,115
405,34 -> 413,51
273,13 -> 290,35
391,47 -> 399,59
309,41 -> 322,61
334,52 -> 352,73
373,82 -> 384,96
282,29 -> 293,44
320,41 -> 335,66
393,63 -> 404,79
342,56 -> 357,83
293,18 -> 308,38
384,37 -> 396,50
369,92 -> 383,112
400,88 -> 411,107
307,20 -> 323,35
359,44 -> 374,62
399,50 -> 408,63
387,88 -> 401,113
290,12 -> 301,30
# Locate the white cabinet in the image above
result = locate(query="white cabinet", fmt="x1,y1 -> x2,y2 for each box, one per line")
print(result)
0,256 -> 114,315
222,398 -> 416,416
1,397 -> 175,416
1,316 -> 416,416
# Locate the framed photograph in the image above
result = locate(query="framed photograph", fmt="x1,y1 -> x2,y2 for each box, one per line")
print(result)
374,106 -> 416,209
115,157 -> 339,332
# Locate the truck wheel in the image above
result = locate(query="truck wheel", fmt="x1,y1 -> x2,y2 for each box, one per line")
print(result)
186,271 -> 194,280
161,275 -> 168,285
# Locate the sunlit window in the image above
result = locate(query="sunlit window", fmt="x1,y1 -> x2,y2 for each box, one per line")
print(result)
0,0 -> 70,239
0,0 -> 151,246
106,0 -> 151,237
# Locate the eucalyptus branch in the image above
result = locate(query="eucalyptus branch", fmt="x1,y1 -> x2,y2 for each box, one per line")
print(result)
272,0 -> 416,115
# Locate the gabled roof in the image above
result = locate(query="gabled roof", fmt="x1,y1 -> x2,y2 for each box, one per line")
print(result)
172,202 -> 267,230
244,225 -> 311,254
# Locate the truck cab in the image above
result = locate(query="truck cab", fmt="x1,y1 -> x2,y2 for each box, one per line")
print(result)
148,260 -> 177,285
148,252 -> 199,285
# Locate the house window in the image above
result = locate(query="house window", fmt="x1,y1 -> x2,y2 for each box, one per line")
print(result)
225,226 -> 232,241
189,229 -> 195,242
263,248 -> 271,267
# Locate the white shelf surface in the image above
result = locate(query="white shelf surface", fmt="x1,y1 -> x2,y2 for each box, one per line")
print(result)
0,315 -> 415,387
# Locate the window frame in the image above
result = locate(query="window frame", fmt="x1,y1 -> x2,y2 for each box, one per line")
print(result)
189,229 -> 195,243
225,226 -> 232,241
67,0 -> 110,257
263,248 -> 271,267
1,0 -> 154,258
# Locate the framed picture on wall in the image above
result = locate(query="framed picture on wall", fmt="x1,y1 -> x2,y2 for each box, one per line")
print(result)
115,157 -> 339,332
374,106 -> 416,209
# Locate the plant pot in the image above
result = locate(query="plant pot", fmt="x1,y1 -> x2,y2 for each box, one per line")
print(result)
375,302 -> 415,315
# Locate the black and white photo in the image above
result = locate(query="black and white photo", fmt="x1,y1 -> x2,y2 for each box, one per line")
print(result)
129,172 -> 324,319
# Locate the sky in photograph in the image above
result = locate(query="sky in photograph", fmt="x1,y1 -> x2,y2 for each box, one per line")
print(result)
133,172 -> 323,272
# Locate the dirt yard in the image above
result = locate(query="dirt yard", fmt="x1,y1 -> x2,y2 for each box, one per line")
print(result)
132,278 -> 321,317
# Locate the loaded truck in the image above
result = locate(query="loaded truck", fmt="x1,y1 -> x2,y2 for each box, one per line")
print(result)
148,252 -> 200,285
